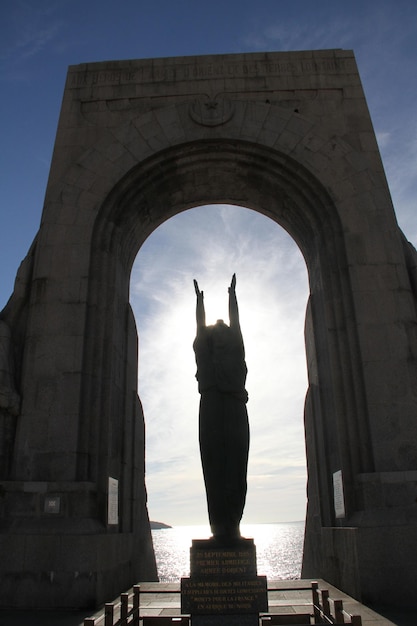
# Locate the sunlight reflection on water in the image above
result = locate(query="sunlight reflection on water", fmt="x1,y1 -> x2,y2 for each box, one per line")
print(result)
151,522 -> 304,582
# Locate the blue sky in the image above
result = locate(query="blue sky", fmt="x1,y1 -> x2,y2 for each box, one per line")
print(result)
1,0 -> 417,526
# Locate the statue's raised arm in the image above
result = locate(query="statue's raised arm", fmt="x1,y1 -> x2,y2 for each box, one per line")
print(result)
194,279 -> 206,331
228,273 -> 240,330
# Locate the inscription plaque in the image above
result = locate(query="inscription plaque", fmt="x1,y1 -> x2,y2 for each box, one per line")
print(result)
191,539 -> 256,577
108,477 -> 119,525
68,56 -> 354,89
333,469 -> 345,518
181,577 -> 268,614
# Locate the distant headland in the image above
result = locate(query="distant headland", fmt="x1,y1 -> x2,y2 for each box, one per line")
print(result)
150,520 -> 172,529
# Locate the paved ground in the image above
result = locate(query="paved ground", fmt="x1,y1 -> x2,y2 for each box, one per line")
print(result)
0,580 -> 415,625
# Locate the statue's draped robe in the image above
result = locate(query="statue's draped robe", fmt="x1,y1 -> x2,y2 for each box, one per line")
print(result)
193,322 -> 249,538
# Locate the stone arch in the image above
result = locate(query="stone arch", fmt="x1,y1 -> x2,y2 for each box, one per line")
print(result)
2,51 -> 417,609
78,138 -> 373,521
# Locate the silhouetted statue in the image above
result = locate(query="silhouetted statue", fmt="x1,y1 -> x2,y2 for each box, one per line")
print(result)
193,274 -> 249,542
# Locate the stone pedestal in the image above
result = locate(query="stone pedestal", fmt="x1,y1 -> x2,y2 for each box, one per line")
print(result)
181,538 -> 268,626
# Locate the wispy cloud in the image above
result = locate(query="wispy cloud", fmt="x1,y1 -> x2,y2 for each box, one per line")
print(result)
14,21 -> 62,61
243,16 -> 355,53
0,1 -> 65,75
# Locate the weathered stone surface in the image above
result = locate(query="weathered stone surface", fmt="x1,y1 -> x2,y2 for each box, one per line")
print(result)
1,49 -> 417,608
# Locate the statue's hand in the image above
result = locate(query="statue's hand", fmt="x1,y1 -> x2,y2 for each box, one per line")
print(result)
194,279 -> 203,298
229,273 -> 236,293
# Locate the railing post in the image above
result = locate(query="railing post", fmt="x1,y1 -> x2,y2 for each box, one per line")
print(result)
84,619 -> 96,626
334,599 -> 345,623
311,581 -> 320,623
121,592 -> 129,625
322,589 -> 330,618
132,585 -> 140,625
105,602 -> 114,626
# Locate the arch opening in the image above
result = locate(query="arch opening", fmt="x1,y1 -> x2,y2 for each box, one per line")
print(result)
130,203 -> 310,530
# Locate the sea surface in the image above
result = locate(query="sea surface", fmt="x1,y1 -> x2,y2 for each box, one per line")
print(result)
151,521 -> 305,582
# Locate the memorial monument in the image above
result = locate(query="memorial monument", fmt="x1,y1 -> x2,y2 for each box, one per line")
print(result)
181,276 -> 267,625
1,49 -> 417,609
193,275 -> 249,542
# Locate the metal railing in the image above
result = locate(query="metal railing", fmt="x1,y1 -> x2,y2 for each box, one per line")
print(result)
84,586 -> 140,626
83,581 -> 362,626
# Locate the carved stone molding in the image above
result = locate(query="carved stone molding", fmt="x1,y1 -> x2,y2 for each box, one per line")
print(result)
189,97 -> 234,126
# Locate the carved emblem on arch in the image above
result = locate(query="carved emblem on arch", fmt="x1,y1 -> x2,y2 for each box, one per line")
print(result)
189,96 -> 235,127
